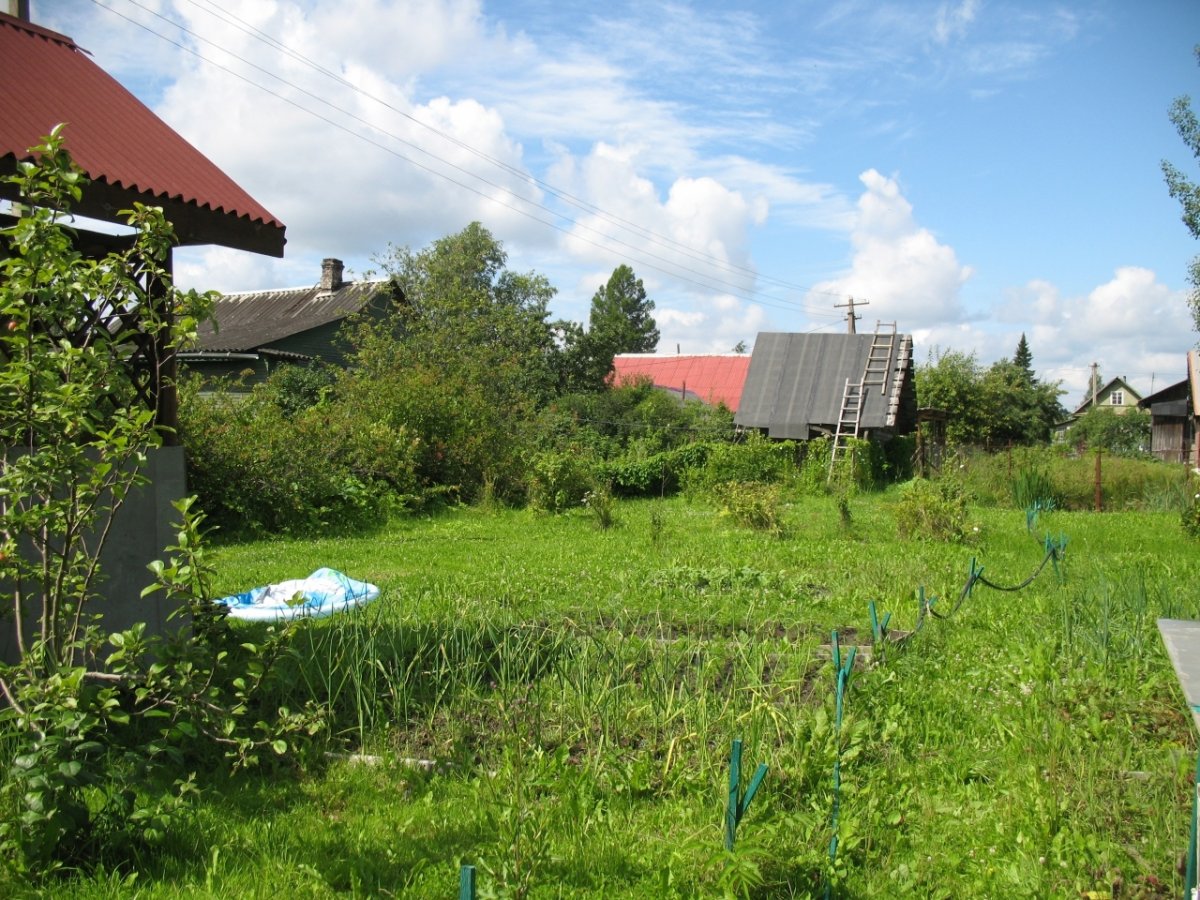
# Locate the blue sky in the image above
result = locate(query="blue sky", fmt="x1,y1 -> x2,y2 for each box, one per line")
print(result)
38,0 -> 1200,398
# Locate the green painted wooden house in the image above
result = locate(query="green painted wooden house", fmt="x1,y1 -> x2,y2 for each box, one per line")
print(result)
180,258 -> 393,388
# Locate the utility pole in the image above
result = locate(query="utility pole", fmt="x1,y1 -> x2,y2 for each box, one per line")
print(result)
834,297 -> 868,334
1090,361 -> 1099,407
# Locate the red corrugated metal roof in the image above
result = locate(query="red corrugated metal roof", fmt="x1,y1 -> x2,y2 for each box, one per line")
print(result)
612,354 -> 751,411
0,13 -> 285,257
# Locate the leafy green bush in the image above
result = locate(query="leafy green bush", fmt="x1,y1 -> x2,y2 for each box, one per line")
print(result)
893,477 -> 972,541
536,380 -> 734,460
1,502 -> 324,877
1184,489 -> 1200,539
258,362 -> 337,416
1064,407 -> 1151,457
689,432 -> 797,492
180,381 -> 395,536
795,436 -> 870,494
713,481 -> 785,533
600,442 -> 712,497
526,449 -> 596,512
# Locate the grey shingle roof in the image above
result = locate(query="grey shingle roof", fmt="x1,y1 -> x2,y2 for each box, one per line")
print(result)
193,281 -> 386,352
734,332 -> 914,438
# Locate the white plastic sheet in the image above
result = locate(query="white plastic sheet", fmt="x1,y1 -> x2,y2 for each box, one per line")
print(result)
215,567 -> 380,621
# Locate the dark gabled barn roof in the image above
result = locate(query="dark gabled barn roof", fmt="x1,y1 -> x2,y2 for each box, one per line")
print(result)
1138,378 -> 1189,411
0,12 -> 285,257
734,332 -> 915,439
1139,350 -> 1200,418
612,354 -> 751,411
194,281 -> 387,353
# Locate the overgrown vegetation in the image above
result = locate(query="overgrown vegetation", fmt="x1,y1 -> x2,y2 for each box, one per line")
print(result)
945,445 -> 1193,512
10,491 -> 1193,897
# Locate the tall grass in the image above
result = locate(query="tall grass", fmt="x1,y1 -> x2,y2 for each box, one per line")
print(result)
951,445 -> 1193,510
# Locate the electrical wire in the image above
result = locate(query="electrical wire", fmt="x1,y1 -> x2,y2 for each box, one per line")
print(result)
178,0 -> 847,300
86,0 -> 853,320
180,0 -> 835,300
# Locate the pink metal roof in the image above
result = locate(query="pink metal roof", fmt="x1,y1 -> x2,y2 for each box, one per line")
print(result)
0,13 -> 285,257
612,354 -> 751,411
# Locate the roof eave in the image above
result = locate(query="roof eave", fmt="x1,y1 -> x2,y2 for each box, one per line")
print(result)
0,157 -> 286,257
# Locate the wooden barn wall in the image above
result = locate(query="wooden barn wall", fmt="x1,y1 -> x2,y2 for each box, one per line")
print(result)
1150,417 -> 1194,464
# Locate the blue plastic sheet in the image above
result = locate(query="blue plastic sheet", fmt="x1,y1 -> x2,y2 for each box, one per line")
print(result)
215,567 -> 380,621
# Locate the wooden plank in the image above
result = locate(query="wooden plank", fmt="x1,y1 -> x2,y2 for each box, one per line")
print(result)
1158,619 -> 1200,734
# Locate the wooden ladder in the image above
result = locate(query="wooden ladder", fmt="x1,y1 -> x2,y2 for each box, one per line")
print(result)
829,378 -> 865,474
830,322 -> 897,475
863,321 -> 896,390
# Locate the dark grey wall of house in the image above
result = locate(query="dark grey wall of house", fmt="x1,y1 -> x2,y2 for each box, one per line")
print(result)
1,446 -> 186,665
266,321 -> 350,365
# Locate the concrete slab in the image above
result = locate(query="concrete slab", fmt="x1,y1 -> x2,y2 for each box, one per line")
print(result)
1157,619 -> 1200,734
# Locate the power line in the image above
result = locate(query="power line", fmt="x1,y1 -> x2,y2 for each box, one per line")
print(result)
179,0 -> 841,300
87,0 -> 846,319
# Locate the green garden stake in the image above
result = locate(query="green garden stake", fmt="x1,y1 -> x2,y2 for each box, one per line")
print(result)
828,633 -> 856,893
1187,750 -> 1200,896
725,739 -> 768,850
967,557 -> 982,597
834,644 -> 856,725
459,864 -> 476,900
867,600 -> 892,644
868,600 -> 891,652
919,585 -> 936,613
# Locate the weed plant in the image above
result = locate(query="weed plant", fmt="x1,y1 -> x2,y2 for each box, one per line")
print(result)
20,494 -> 1200,898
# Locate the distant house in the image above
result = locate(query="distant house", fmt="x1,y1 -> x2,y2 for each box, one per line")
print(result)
1053,376 -> 1144,441
611,353 -> 751,411
180,258 -> 393,388
1137,351 -> 1199,466
734,329 -> 917,440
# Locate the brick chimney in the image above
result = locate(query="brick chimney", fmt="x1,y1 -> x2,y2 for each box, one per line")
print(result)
319,258 -> 344,292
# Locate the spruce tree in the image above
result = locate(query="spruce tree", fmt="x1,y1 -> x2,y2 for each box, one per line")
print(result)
1014,333 -> 1034,382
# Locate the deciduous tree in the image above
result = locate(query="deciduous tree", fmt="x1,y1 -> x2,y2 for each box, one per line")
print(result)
1162,44 -> 1200,331
916,341 -> 1063,447
343,223 -> 559,499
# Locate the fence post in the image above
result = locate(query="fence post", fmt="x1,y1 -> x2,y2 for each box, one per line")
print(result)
725,738 -> 768,850
459,864 -> 476,900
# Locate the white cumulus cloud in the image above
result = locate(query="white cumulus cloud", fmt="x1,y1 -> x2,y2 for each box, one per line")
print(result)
807,169 -> 973,329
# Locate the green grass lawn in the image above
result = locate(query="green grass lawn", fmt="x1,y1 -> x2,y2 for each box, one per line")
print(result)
36,491 -> 1200,898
